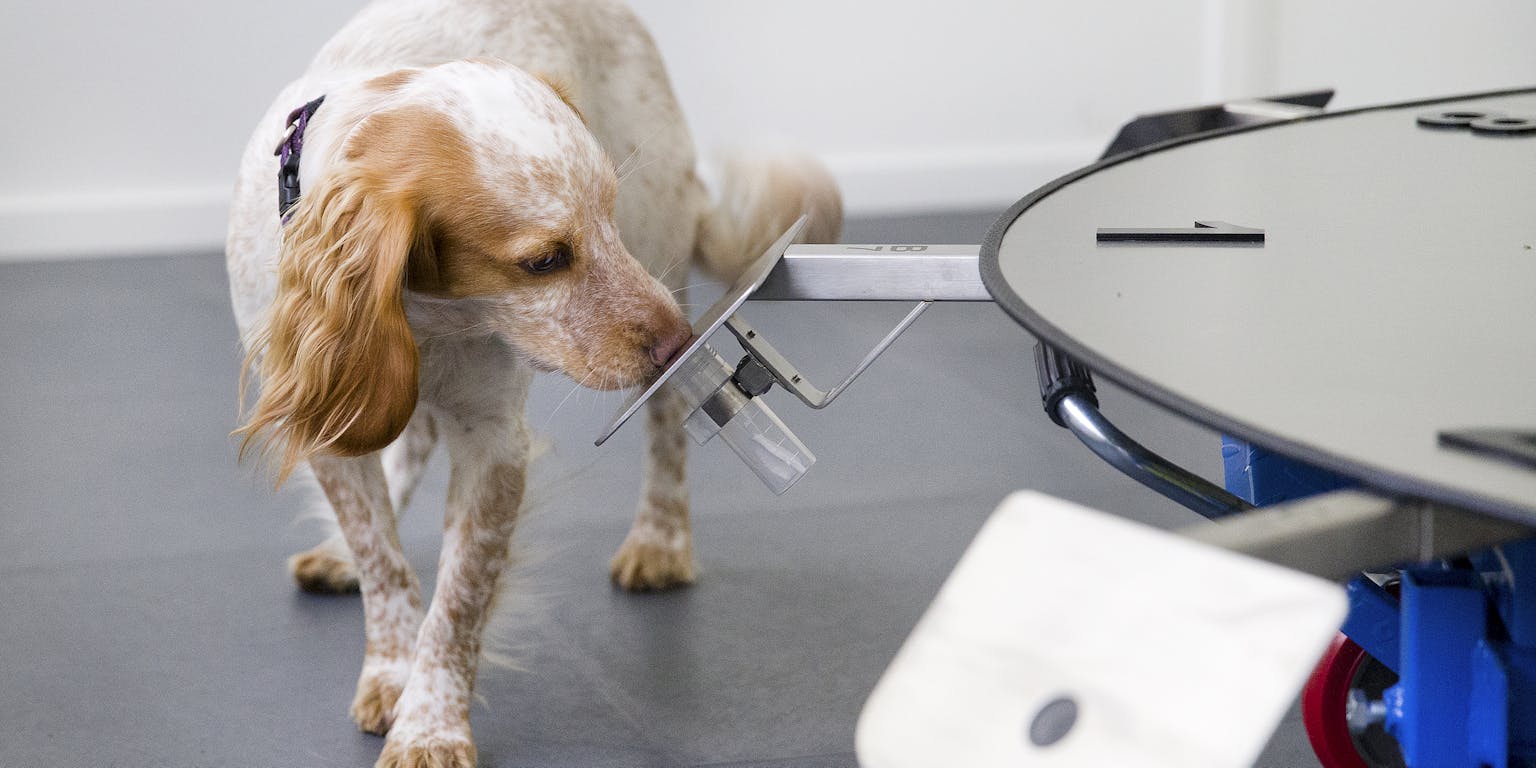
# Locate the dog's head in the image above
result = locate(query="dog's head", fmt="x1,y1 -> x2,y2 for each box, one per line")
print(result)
241,60 -> 690,477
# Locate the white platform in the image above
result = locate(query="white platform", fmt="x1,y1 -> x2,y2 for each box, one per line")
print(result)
857,491 -> 1346,768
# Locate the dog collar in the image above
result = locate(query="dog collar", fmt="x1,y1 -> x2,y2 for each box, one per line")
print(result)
274,95 -> 326,221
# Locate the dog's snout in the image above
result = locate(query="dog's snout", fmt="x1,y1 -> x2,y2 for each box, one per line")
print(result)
649,325 -> 692,367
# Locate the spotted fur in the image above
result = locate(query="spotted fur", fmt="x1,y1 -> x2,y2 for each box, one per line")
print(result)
225,2 -> 841,765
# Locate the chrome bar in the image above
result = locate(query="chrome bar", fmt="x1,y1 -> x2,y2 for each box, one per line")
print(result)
1057,394 -> 1253,519
752,244 -> 989,302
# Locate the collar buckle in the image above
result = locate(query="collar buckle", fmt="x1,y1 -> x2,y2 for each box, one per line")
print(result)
274,95 -> 326,221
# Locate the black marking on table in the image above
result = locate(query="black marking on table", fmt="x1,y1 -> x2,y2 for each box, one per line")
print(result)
1440,430 -> 1536,471
1096,220 -> 1265,245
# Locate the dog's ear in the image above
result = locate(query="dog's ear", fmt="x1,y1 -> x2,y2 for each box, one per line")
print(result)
237,163 -> 421,483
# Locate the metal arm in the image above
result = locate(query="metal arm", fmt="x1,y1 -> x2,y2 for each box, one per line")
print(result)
724,306 -> 932,409
754,244 -> 989,302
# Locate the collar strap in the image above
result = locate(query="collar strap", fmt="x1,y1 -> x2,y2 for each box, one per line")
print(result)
274,95 -> 326,221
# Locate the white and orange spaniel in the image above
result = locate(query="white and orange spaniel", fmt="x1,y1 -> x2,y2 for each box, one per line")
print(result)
224,1 -> 840,765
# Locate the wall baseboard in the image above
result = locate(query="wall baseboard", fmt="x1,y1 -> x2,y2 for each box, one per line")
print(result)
0,142 -> 1101,262
824,141 -> 1101,216
0,186 -> 233,262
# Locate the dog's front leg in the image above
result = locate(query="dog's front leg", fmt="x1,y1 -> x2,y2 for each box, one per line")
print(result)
309,454 -> 424,735
379,410 -> 528,768
611,384 -> 696,590
291,410 -> 440,595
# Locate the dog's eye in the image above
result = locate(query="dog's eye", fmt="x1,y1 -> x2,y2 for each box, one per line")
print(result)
522,243 -> 572,275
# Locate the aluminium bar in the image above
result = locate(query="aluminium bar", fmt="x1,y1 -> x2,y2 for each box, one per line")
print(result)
752,244 -> 989,302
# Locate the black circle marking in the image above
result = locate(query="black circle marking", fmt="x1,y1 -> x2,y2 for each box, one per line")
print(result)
1028,696 -> 1079,747
1471,115 -> 1536,135
1416,109 -> 1503,128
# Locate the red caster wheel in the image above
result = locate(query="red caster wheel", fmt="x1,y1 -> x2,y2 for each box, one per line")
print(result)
1301,633 -> 1404,768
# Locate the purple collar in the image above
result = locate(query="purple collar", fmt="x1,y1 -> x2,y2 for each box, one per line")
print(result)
273,95 -> 326,221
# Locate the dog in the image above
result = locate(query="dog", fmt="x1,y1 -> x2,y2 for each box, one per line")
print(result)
224,1 -> 841,764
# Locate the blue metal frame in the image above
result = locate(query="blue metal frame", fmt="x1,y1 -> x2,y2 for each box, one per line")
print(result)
1341,576 -> 1400,676
1387,569 -> 1486,766
1220,436 -> 1355,506
1381,547 -> 1536,768
1223,438 -> 1536,767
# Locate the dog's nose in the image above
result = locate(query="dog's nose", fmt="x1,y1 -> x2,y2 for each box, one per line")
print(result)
649,326 -> 692,367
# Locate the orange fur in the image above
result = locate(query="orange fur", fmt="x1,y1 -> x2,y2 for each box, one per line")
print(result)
235,89 -> 680,482
237,153 -> 422,482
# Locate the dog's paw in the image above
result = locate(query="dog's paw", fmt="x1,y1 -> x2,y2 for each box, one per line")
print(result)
351,667 -> 407,736
376,734 -> 476,768
288,544 -> 360,594
609,530 -> 696,591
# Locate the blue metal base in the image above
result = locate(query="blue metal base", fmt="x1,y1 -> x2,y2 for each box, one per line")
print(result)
1382,547 -> 1536,768
1223,438 -> 1536,767
1221,436 -> 1355,505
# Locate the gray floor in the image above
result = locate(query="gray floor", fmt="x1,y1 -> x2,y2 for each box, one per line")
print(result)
0,210 -> 1320,767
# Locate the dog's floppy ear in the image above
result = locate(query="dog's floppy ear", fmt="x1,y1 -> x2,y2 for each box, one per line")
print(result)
238,162 -> 421,483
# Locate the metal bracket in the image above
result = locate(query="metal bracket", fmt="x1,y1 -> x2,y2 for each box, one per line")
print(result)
596,218 -> 986,493
723,302 -> 931,410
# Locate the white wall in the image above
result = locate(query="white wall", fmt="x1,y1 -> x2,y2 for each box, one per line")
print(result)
0,1 -> 1532,260
0,0 -> 363,259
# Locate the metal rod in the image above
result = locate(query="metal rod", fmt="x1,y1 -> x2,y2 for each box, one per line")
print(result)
752,244 -> 989,302
1057,394 -> 1253,519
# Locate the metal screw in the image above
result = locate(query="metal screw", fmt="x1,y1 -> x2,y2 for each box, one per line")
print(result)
1345,689 -> 1387,733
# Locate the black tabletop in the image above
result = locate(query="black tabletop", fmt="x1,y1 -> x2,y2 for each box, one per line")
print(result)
982,88 -> 1536,523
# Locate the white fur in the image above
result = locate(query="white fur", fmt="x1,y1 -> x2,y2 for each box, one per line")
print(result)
226,2 -> 841,766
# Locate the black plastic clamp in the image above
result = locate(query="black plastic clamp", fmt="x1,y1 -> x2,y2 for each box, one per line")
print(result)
732,355 -> 777,398
1035,342 -> 1098,428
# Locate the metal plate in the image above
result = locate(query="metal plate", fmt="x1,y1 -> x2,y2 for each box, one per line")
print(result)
594,217 -> 807,446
